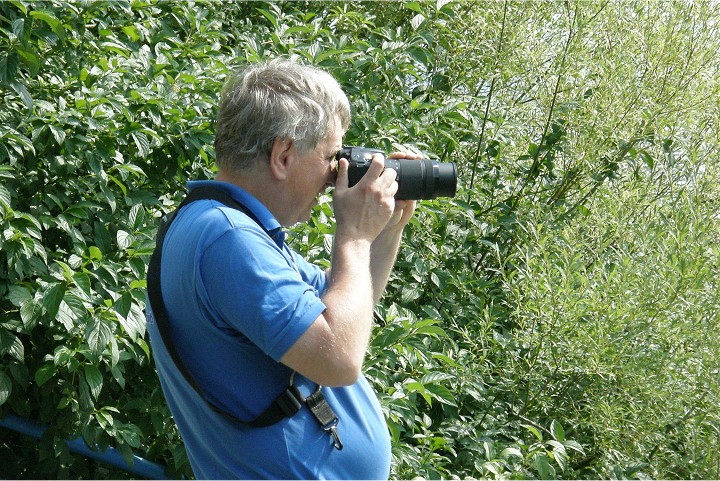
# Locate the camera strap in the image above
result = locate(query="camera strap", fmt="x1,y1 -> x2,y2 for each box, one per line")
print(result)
147,186 -> 342,449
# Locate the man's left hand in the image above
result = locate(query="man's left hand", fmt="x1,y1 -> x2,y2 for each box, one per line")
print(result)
383,151 -> 421,230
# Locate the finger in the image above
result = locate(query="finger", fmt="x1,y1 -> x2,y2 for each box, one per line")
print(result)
388,151 -> 422,160
394,199 -> 409,210
387,178 -> 399,198
362,153 -> 386,181
335,158 -> 349,189
379,165 -> 397,188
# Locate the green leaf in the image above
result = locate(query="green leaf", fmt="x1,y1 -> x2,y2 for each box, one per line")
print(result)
115,163 -> 146,178
117,229 -> 132,250
73,271 -> 92,297
53,345 -> 74,367
20,301 -> 40,328
563,440 -> 585,454
437,0 -> 456,11
96,409 -> 114,429
94,221 -> 113,254
56,299 -> 77,331
122,25 -> 141,42
550,419 -> 565,441
100,40 -> 131,57
88,245 -> 103,260
500,447 -> 524,460
410,14 -> 426,31
15,45 -> 40,77
414,324 -> 447,338
0,50 -> 19,84
0,372 -> 11,406
424,383 -> 457,406
0,184 -> 11,211
116,303 -> 145,341
114,292 -> 132,318
84,365 -> 103,400
34,363 -> 56,387
535,453 -> 554,480
87,319 -> 113,356
256,8 -> 279,29
406,381 -> 432,406
29,9 -> 61,30
523,424 -> 543,442
6,334 -> 25,361
371,324 -> 406,348
110,338 -> 120,368
8,0 -> 27,15
404,2 -> 423,13
419,371 -> 454,384
117,443 -> 135,469
0,330 -> 12,356
7,285 -> 32,307
43,282 -> 67,320
400,284 -> 422,304
82,422 -> 98,450
128,204 -> 145,230
111,365 -> 125,389
131,131 -> 150,158
49,124 -> 66,146
118,423 -> 143,448
553,444 -> 568,472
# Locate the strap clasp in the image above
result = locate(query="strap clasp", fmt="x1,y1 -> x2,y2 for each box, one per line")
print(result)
324,420 -> 344,451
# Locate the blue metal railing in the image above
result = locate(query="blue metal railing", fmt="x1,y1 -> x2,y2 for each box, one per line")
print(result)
0,413 -> 171,479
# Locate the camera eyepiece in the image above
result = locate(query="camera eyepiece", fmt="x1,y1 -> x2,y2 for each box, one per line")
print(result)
336,146 -> 457,200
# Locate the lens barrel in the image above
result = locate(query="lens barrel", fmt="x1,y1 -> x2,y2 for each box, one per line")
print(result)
337,146 -> 457,200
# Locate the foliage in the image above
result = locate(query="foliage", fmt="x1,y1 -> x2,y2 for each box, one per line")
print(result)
0,0 -> 220,476
1,0 -> 719,479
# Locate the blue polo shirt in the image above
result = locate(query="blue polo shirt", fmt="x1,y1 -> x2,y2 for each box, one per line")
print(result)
146,180 -> 391,479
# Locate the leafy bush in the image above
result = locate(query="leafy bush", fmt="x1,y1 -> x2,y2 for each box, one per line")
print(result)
2,1 -> 719,479
0,1 -> 221,476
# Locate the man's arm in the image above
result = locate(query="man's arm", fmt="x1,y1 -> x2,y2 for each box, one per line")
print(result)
327,151 -> 419,303
368,151 -> 421,301
280,155 -> 400,387
369,197 -> 416,302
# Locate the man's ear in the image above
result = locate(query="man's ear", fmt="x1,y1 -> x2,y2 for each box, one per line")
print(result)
269,137 -> 294,181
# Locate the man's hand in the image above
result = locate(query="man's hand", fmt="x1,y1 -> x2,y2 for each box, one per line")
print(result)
382,150 -> 421,231
283,150 -> 422,386
333,152 -> 398,243
285,153 -> 398,386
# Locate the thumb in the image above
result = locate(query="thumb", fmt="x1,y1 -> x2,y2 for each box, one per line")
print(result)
335,158 -> 349,190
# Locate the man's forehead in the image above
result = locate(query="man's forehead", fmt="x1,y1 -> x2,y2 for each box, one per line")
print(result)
324,128 -> 344,153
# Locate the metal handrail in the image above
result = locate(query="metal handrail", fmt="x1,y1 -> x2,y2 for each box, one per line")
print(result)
0,413 -> 171,479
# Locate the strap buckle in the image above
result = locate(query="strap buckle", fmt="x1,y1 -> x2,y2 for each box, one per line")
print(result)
275,384 -> 304,417
324,419 -> 344,451
304,382 -> 344,451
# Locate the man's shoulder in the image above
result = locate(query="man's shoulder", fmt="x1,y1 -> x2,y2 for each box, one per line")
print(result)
187,180 -> 280,234
163,200 -> 271,267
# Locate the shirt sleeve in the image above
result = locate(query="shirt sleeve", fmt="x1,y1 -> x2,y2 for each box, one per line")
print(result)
291,250 -> 328,295
198,225 -> 327,361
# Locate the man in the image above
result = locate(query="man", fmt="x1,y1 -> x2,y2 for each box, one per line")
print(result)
145,58 -> 419,479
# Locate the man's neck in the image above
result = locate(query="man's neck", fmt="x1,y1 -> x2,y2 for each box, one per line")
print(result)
215,168 -> 290,225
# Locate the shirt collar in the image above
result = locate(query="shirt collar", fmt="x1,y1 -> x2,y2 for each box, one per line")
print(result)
187,180 -> 285,245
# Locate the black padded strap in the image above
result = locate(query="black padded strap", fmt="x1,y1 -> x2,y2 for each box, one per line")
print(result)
147,186 -> 300,427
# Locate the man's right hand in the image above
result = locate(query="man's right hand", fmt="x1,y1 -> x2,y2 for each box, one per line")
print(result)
332,153 -> 398,243
279,152 -> 400,386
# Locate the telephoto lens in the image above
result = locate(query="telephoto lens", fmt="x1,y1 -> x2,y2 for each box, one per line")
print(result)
336,146 -> 457,200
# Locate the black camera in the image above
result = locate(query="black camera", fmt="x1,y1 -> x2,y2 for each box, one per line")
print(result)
336,146 -> 457,200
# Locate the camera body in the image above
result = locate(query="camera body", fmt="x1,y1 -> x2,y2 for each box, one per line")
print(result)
336,146 -> 457,200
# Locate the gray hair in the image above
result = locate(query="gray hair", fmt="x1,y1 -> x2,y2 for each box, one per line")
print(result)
214,59 -> 351,172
